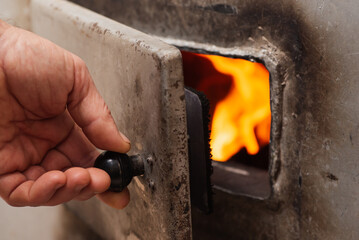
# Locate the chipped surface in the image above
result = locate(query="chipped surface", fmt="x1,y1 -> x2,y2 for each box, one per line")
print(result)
70,0 -> 359,239
31,0 -> 191,239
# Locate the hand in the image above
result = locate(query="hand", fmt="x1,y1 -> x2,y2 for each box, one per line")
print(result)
0,20 -> 131,208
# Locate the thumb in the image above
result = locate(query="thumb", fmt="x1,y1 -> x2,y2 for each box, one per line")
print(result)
67,56 -> 131,153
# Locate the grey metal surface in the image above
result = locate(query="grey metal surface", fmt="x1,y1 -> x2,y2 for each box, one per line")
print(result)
69,0 -> 359,239
30,0 -> 191,239
212,160 -> 270,198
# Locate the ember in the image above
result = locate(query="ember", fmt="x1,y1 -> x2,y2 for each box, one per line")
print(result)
182,51 -> 271,162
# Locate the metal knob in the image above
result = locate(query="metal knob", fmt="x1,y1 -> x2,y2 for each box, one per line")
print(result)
94,151 -> 145,192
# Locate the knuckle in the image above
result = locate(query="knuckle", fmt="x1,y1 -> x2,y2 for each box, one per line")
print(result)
65,167 -> 90,186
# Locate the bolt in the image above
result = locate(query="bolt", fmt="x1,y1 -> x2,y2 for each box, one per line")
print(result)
149,179 -> 155,191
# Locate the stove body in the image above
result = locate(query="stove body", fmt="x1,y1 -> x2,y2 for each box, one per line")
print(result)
3,0 -> 359,239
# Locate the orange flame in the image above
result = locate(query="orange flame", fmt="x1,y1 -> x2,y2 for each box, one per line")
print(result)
201,55 -> 271,161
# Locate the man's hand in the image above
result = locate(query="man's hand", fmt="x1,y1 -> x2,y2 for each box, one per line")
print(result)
0,21 -> 130,208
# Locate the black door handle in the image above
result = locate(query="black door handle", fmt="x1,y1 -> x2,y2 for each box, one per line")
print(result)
94,151 -> 145,192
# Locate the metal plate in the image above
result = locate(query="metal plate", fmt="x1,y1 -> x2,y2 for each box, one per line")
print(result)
31,0 -> 191,239
184,88 -> 212,213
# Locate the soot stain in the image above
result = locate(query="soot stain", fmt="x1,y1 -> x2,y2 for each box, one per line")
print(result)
325,172 -> 339,182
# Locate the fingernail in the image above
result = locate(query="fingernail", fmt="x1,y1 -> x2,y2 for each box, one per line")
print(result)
119,131 -> 131,144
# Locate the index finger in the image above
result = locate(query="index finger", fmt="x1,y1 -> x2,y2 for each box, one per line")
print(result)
67,56 -> 131,153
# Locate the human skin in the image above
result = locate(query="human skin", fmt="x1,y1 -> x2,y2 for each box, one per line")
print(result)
0,20 -> 130,208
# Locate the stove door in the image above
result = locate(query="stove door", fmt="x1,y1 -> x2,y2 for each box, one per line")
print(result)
30,0 -> 191,239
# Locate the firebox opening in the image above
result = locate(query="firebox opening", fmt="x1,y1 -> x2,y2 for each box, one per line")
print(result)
182,50 -> 271,199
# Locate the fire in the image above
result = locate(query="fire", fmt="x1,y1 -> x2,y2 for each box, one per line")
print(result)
200,54 -> 271,161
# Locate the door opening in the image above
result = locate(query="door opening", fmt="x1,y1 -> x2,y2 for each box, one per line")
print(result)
182,50 -> 271,198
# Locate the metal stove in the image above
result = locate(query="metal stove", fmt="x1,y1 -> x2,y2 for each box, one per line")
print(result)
5,0 -> 359,239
